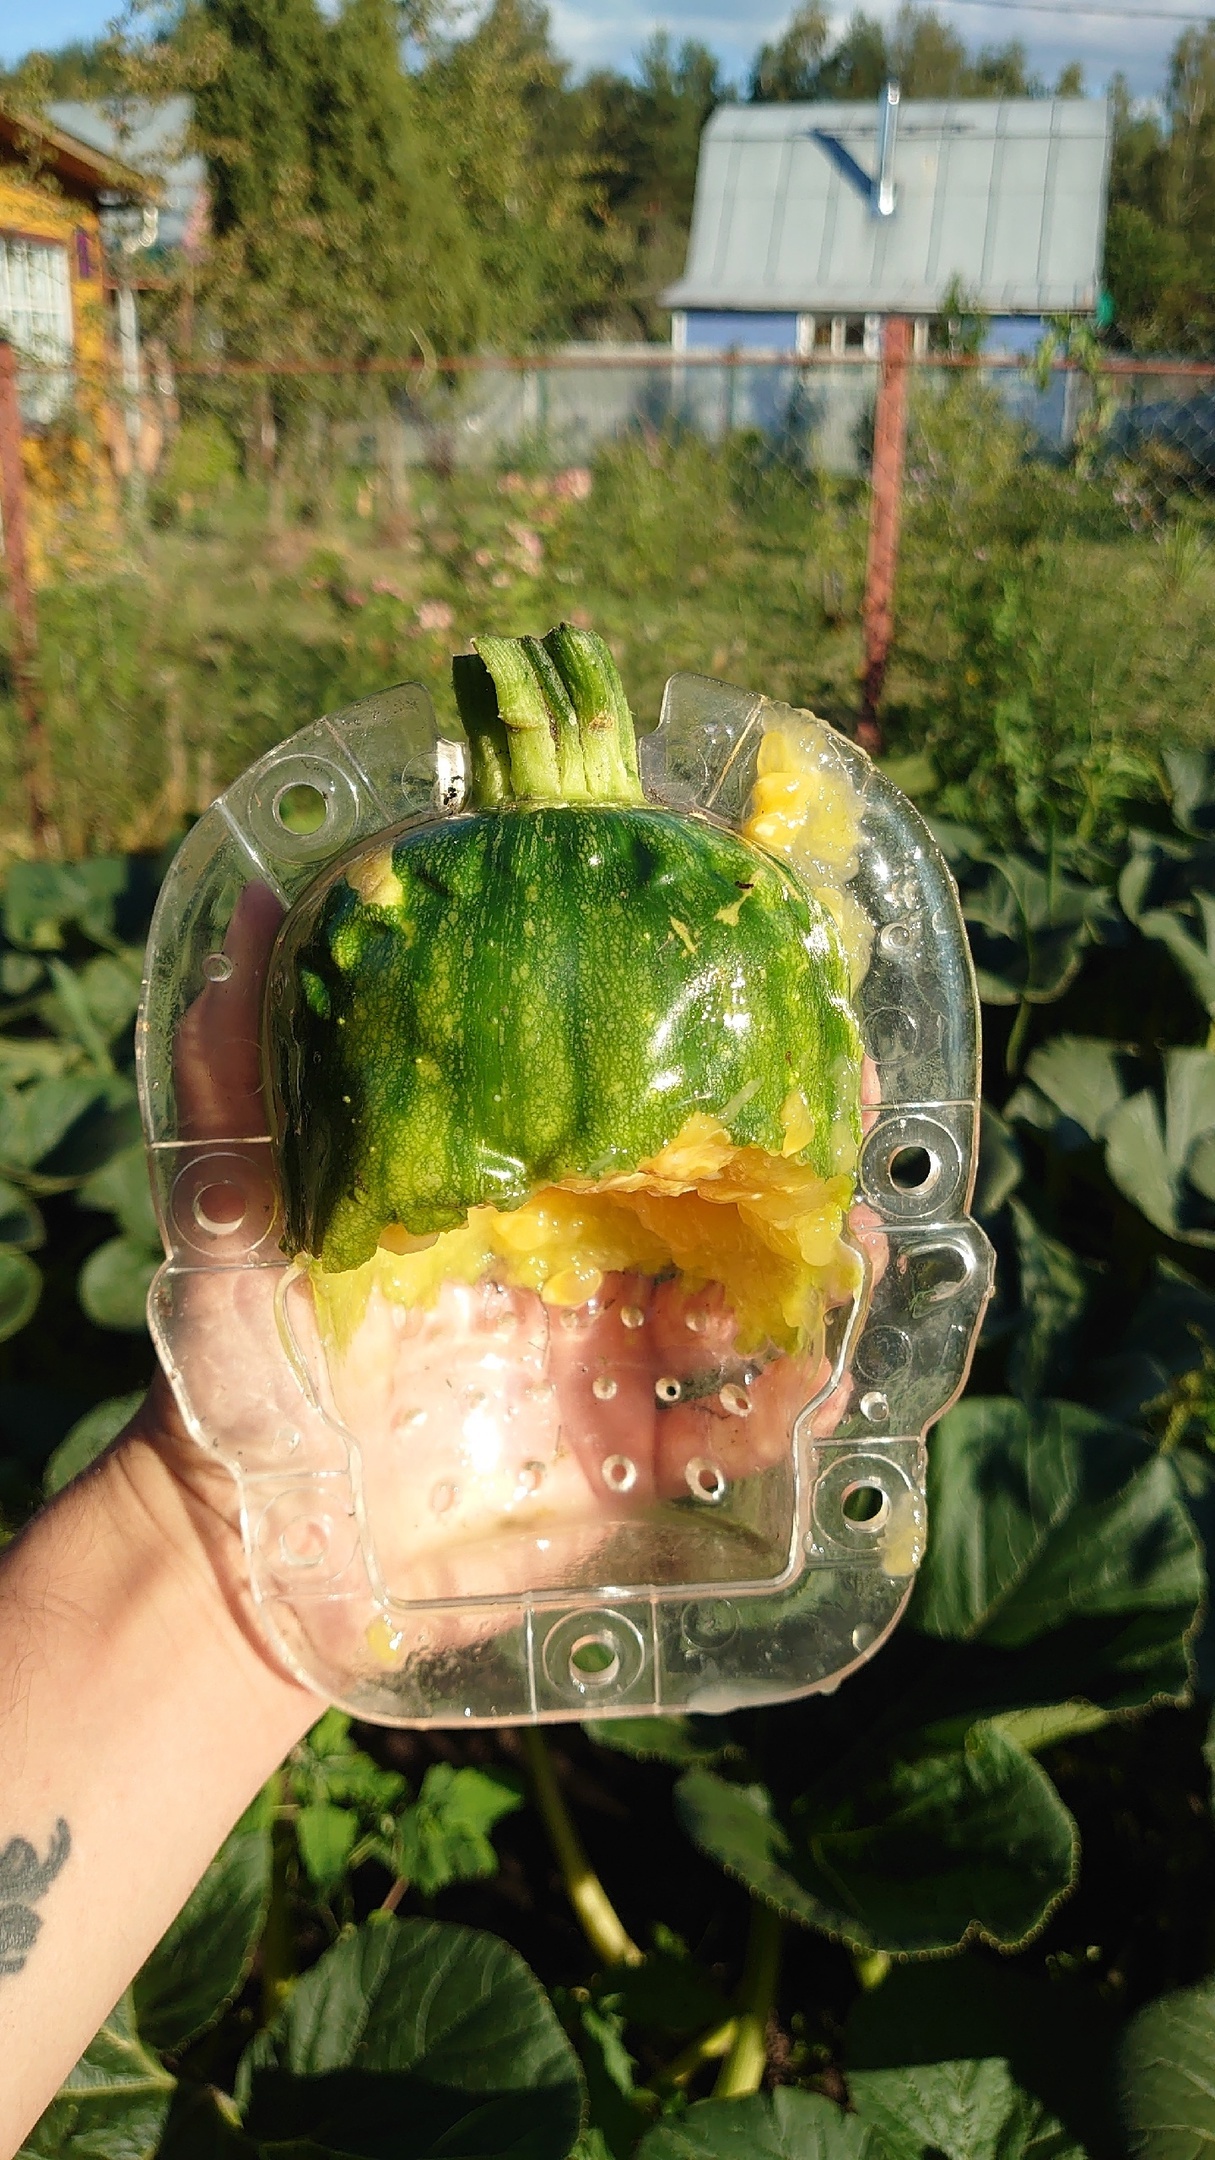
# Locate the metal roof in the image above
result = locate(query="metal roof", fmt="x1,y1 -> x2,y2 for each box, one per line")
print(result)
662,97 -> 1111,316
47,101 -> 203,248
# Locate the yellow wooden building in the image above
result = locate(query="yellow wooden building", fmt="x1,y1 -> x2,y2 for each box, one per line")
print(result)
0,106 -> 151,576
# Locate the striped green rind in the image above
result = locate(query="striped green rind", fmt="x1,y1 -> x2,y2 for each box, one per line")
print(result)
272,805 -> 862,1272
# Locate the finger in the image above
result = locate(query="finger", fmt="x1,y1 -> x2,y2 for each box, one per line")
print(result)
175,881 -> 284,1140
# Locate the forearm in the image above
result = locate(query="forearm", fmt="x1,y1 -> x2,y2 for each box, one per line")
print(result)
0,1403 -> 319,2154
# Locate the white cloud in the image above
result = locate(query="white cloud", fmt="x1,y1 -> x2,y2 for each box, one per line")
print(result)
3,0 -> 1188,98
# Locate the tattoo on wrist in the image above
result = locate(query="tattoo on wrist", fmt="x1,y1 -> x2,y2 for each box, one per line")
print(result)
0,1820 -> 71,1977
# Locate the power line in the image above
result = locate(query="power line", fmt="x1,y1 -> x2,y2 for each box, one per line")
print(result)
935,0 -> 1211,21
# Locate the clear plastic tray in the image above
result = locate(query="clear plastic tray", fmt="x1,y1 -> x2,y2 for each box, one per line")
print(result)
136,671 -> 993,1725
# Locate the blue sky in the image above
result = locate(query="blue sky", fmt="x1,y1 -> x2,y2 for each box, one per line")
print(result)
1,0 -> 1199,98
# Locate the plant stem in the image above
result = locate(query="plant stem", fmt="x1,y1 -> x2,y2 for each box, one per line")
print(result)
654,2015 -> 738,2090
380,1873 -> 408,1914
1005,994 -> 1031,1075
712,1900 -> 782,2099
260,1775 -> 296,2024
521,1728 -> 642,1968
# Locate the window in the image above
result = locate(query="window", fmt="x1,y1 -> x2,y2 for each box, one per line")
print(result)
0,234 -> 74,423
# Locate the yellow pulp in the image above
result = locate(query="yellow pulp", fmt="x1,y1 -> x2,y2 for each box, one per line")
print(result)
311,718 -> 868,1359
314,1109 -> 860,1359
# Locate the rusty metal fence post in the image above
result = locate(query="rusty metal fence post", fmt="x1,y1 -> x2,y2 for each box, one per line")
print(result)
0,338 -> 52,850
860,315 -> 913,754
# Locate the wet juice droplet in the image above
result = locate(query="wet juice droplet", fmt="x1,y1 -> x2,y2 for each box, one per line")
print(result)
621,1305 -> 645,1330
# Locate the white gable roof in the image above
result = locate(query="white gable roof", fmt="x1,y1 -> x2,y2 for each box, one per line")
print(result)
663,97 -> 1111,316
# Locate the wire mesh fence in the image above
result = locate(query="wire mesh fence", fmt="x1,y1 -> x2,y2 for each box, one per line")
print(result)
3,344 -> 1215,861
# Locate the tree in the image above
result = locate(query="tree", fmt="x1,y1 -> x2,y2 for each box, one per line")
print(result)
749,5 -> 830,101
418,0 -> 624,344
1104,33 -> 1215,351
188,0 -> 484,358
580,31 -> 729,335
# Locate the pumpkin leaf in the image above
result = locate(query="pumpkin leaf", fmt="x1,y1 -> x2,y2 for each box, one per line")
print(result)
849,2058 -> 1083,2160
134,1792 -> 273,2052
1117,1977 -> 1215,2159
636,2090 -> 888,2158
909,1398 -> 1202,1712
674,1722 -> 1077,1957
17,1991 -> 174,2159
237,1913 -> 584,2159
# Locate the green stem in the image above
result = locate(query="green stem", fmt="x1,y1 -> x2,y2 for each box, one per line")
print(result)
713,1900 -> 782,2099
455,626 -> 643,808
452,652 -> 509,807
261,1775 -> 296,2024
1005,994 -> 1032,1075
521,1729 -> 642,1968
467,635 -> 564,801
654,2015 -> 738,2090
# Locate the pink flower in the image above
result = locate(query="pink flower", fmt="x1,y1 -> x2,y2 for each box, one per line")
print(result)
554,466 -> 592,502
473,547 -> 494,568
371,577 -> 407,600
507,522 -> 544,575
498,473 -> 526,495
416,599 -> 455,632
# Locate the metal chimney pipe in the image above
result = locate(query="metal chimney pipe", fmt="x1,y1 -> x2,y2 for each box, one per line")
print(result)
875,79 -> 899,217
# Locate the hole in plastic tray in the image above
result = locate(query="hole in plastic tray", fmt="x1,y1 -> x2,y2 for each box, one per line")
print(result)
274,781 -> 329,835
568,1634 -> 621,1688
889,1144 -> 937,1193
192,1181 -> 247,1236
841,1482 -> 890,1530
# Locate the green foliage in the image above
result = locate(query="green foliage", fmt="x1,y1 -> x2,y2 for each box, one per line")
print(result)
1117,1977 -> 1215,2156
13,530 -> 1215,2153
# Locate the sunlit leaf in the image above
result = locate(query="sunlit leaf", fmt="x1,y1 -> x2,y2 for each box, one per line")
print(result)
1118,1977 -> 1215,2159
134,1792 -> 273,2052
675,1723 -> 1077,1957
238,1913 -> 584,2159
18,1992 -> 174,2159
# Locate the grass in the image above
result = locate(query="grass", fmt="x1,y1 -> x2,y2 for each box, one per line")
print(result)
3,376 -> 1214,863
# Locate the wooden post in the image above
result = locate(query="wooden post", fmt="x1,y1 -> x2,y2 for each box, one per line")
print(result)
860,314 -> 913,755
0,339 -> 53,850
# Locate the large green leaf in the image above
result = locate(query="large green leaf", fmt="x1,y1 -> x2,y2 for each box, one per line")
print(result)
133,1793 -> 273,2052
1006,1201 -> 1094,1400
1012,1035 -> 1127,1146
0,1248 -> 40,1342
1118,1977 -> 1215,2159
79,1235 -> 158,1331
674,1721 -> 1077,1956
238,1913 -> 584,2158
18,1992 -> 175,2159
636,2090 -> 888,2158
849,2059 -> 1082,2160
960,855 -> 1114,1006
1104,1049 -> 1215,1246
844,1956 -> 1120,2159
908,1398 -> 1202,1711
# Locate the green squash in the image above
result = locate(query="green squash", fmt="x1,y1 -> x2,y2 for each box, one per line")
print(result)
268,627 -> 862,1276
